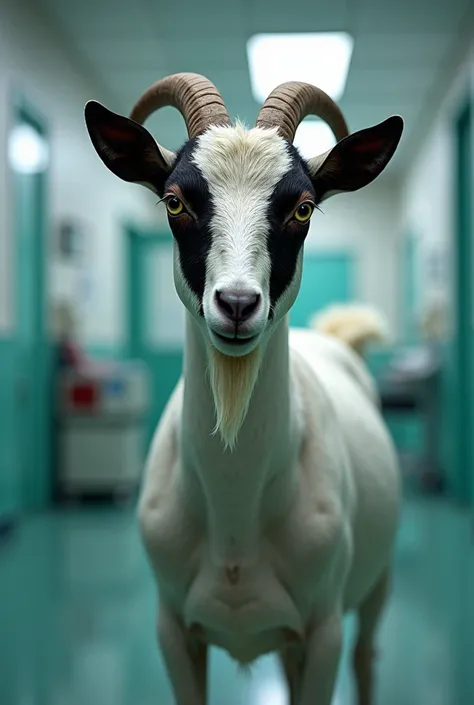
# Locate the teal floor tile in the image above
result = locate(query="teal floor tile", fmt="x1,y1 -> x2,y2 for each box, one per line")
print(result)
0,497 -> 473,704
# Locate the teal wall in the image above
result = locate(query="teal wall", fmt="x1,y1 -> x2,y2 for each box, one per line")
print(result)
366,349 -> 423,454
0,339 -> 54,518
440,339 -> 457,497
0,97 -> 53,521
291,252 -> 354,326
0,338 -> 21,516
393,231 -> 424,456
441,97 -> 474,504
145,351 -> 183,439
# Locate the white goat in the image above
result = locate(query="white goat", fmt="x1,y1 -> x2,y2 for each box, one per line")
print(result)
85,73 -> 403,705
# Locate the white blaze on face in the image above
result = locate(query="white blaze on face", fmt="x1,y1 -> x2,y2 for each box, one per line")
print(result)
192,123 -> 292,302
191,123 -> 292,449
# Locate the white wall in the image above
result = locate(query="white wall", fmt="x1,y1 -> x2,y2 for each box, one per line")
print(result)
306,177 -> 402,339
400,42 -> 474,336
0,0 -> 158,346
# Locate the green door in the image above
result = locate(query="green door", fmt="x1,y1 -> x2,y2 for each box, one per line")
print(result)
451,100 -> 474,504
125,228 -> 184,451
10,103 -> 52,511
290,252 -> 354,328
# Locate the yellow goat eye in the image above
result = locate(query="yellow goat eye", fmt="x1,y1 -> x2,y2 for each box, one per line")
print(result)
293,202 -> 314,223
166,196 -> 185,216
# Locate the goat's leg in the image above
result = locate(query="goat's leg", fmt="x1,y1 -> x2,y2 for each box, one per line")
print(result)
279,646 -> 304,705
158,603 -> 208,705
298,614 -> 343,705
353,570 -> 390,705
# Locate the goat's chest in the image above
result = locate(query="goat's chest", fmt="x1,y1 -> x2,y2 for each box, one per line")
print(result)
141,479 -> 346,664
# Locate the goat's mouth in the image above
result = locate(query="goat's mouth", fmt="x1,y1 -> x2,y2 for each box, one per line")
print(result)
210,329 -> 259,356
214,332 -> 257,345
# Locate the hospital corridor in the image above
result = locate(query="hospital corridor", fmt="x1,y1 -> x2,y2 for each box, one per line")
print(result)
1,0 -> 474,704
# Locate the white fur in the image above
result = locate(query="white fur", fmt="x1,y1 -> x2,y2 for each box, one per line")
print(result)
185,123 -> 297,447
139,311 -> 399,704
139,126 -> 400,705
208,345 -> 261,450
194,123 -> 291,326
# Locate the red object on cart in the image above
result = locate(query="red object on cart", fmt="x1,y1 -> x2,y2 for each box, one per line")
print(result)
68,381 -> 100,411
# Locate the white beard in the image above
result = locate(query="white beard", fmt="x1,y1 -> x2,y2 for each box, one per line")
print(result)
207,346 -> 261,450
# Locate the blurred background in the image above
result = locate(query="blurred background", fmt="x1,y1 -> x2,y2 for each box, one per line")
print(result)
0,0 -> 474,702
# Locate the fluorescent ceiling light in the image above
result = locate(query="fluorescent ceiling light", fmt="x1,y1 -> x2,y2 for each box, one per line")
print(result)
293,120 -> 336,160
247,32 -> 354,104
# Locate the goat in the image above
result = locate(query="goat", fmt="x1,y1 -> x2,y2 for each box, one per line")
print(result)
85,73 -> 403,705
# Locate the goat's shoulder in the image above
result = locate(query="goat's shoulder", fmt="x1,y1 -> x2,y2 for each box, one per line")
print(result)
138,379 -> 183,529
138,379 -> 199,584
147,377 -> 183,467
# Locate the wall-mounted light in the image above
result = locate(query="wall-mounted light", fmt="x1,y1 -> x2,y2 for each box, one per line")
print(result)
8,123 -> 49,174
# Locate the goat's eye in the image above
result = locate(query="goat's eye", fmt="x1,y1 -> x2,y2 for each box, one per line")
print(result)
293,202 -> 314,224
166,196 -> 185,216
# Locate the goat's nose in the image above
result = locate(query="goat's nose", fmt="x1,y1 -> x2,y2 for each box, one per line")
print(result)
215,289 -> 261,323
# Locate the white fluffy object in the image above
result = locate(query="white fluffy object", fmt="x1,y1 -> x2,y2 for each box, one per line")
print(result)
309,303 -> 389,354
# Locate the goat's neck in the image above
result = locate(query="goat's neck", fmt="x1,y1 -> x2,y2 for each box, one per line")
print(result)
180,313 -> 298,564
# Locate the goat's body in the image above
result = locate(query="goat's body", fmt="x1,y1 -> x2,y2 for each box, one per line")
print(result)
87,71 -> 404,705
139,324 -> 399,669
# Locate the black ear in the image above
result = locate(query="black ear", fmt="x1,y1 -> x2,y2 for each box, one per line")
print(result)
84,100 -> 174,195
309,115 -> 404,201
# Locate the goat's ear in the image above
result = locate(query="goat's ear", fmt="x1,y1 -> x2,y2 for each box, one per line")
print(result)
307,115 -> 403,201
84,100 -> 175,196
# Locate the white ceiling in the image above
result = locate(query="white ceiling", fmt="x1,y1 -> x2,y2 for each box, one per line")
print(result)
38,0 -> 474,175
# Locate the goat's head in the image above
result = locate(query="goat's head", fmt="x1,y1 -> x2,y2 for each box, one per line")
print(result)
85,73 -> 403,446
85,73 -> 403,354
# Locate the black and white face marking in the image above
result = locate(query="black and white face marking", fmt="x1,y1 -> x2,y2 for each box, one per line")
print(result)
84,102 -> 403,359
163,139 -> 214,315
164,124 -> 315,356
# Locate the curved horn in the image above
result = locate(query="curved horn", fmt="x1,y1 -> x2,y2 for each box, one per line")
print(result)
129,72 -> 231,139
255,81 -> 349,144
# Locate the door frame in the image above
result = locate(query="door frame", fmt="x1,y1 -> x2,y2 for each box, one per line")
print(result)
451,93 -> 474,504
124,223 -> 173,358
9,90 -> 53,510
124,224 -> 183,447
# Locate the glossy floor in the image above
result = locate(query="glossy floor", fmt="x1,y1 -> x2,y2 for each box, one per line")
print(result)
0,496 -> 473,705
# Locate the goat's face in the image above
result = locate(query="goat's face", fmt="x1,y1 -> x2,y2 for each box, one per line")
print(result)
164,124 -> 313,356
85,103 -> 403,359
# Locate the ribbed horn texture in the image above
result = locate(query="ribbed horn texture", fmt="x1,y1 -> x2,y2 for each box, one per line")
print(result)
255,81 -> 349,143
129,72 -> 231,138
